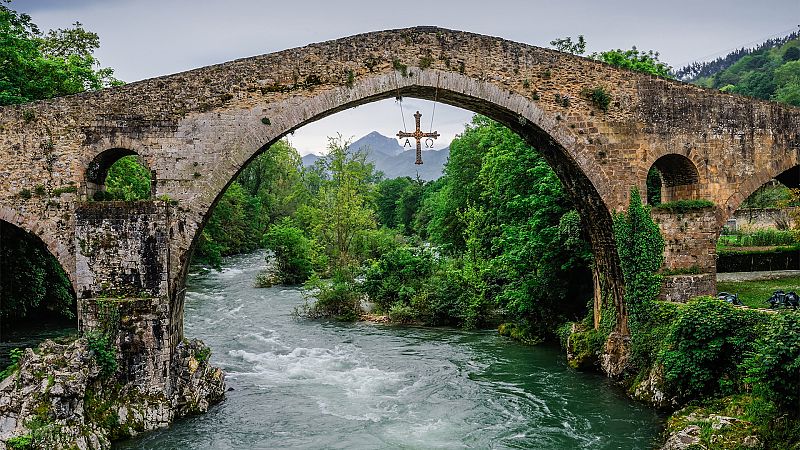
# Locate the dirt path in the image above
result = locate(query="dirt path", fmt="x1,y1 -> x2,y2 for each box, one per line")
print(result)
716,270 -> 800,283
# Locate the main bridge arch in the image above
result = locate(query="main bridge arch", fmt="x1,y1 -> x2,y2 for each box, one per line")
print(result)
182,70 -> 627,336
1,27 -> 799,387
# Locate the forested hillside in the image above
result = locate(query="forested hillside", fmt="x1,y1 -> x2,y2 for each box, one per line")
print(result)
680,32 -> 800,106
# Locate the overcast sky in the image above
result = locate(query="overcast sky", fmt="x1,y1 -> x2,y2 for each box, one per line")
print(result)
15,0 -> 800,155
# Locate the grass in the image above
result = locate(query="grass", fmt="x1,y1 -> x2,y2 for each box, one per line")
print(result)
716,275 -> 800,309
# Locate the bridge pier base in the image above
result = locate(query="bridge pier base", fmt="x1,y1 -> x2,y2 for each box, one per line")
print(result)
75,201 -> 180,394
652,208 -> 719,302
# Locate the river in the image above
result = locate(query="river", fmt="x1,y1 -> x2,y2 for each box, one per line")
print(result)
117,251 -> 663,449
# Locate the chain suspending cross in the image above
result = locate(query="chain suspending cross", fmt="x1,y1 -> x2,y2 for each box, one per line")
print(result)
397,111 -> 440,165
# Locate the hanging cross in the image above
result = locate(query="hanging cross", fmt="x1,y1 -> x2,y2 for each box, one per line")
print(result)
397,111 -> 439,165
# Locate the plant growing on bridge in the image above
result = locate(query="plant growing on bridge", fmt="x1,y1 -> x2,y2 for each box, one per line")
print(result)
652,199 -> 714,213
583,86 -> 611,112
614,187 -> 664,327
86,331 -> 117,378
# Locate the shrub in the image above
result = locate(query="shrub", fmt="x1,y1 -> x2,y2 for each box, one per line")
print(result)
263,219 -> 315,285
388,303 -> 416,324
298,272 -> 361,321
659,297 -> 770,401
584,86 -> 611,111
744,311 -> 800,413
652,199 -> 714,213
86,331 -> 117,378
362,247 -> 435,312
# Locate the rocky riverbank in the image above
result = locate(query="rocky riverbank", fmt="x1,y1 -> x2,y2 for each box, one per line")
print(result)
0,337 -> 224,449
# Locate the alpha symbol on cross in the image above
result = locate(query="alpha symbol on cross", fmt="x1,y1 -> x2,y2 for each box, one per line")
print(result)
397,111 -> 439,165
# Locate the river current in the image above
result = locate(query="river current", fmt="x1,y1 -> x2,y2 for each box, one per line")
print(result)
117,251 -> 662,449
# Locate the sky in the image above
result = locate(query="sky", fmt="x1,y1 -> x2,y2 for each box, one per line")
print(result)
15,0 -> 800,155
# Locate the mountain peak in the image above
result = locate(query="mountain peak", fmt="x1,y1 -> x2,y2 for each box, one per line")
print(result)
302,131 -> 450,181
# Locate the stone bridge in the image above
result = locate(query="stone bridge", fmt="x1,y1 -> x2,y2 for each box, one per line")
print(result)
0,28 -> 799,391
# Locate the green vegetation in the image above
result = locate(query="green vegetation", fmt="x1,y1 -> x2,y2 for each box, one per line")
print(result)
0,221 -> 75,331
660,298 -> 769,401
262,218 -> 315,285
0,1 -> 120,106
86,331 -> 117,378
0,348 -> 23,379
741,182 -> 796,208
688,32 -> 800,106
194,139 -> 305,268
716,275 -> 800,309
100,156 -> 151,201
718,228 -> 798,248
583,86 -> 611,111
614,187 -> 664,328
652,199 -> 714,213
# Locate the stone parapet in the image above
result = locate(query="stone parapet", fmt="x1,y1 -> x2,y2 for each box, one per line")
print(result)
660,273 -> 716,303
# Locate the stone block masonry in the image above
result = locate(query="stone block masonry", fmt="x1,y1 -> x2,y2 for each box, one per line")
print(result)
75,201 -> 175,395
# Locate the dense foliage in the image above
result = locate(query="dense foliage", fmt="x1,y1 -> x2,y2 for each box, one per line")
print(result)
690,33 -> 800,106
262,219 -> 315,285
194,140 -> 306,268
659,298 -> 769,401
614,188 -> 664,327
677,31 -> 800,81
103,156 -> 151,201
0,1 -> 120,105
745,311 -> 800,412
0,221 -> 75,329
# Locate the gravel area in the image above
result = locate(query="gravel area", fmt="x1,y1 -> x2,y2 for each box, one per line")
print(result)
716,270 -> 800,283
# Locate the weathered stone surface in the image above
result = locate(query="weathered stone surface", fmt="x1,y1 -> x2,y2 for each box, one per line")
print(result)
0,28 -> 797,442
660,274 -> 716,303
661,425 -> 702,450
600,331 -> 631,377
633,364 -> 677,409
0,337 -> 223,449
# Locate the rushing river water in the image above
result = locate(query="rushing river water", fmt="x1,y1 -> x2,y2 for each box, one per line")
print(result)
117,251 -> 663,449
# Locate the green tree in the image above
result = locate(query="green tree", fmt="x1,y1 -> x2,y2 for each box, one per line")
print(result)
374,177 -> 413,229
104,156 -> 151,201
237,139 -> 306,228
310,135 -> 377,270
394,178 -> 424,234
196,182 -> 261,266
0,2 -> 120,105
263,218 -> 315,285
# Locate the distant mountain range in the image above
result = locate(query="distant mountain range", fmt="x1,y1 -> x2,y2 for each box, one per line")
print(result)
301,131 -> 449,180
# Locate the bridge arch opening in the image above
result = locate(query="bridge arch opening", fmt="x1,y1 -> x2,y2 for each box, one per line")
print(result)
183,77 -> 626,338
85,148 -> 154,201
0,219 -> 76,365
716,165 -> 800,276
646,154 -> 700,205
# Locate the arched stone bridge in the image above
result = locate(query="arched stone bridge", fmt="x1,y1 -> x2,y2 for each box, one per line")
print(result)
0,28 -> 798,390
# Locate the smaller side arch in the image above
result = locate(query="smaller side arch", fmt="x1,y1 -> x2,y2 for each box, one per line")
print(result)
646,153 -> 701,204
84,148 -> 155,200
723,155 -> 800,223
